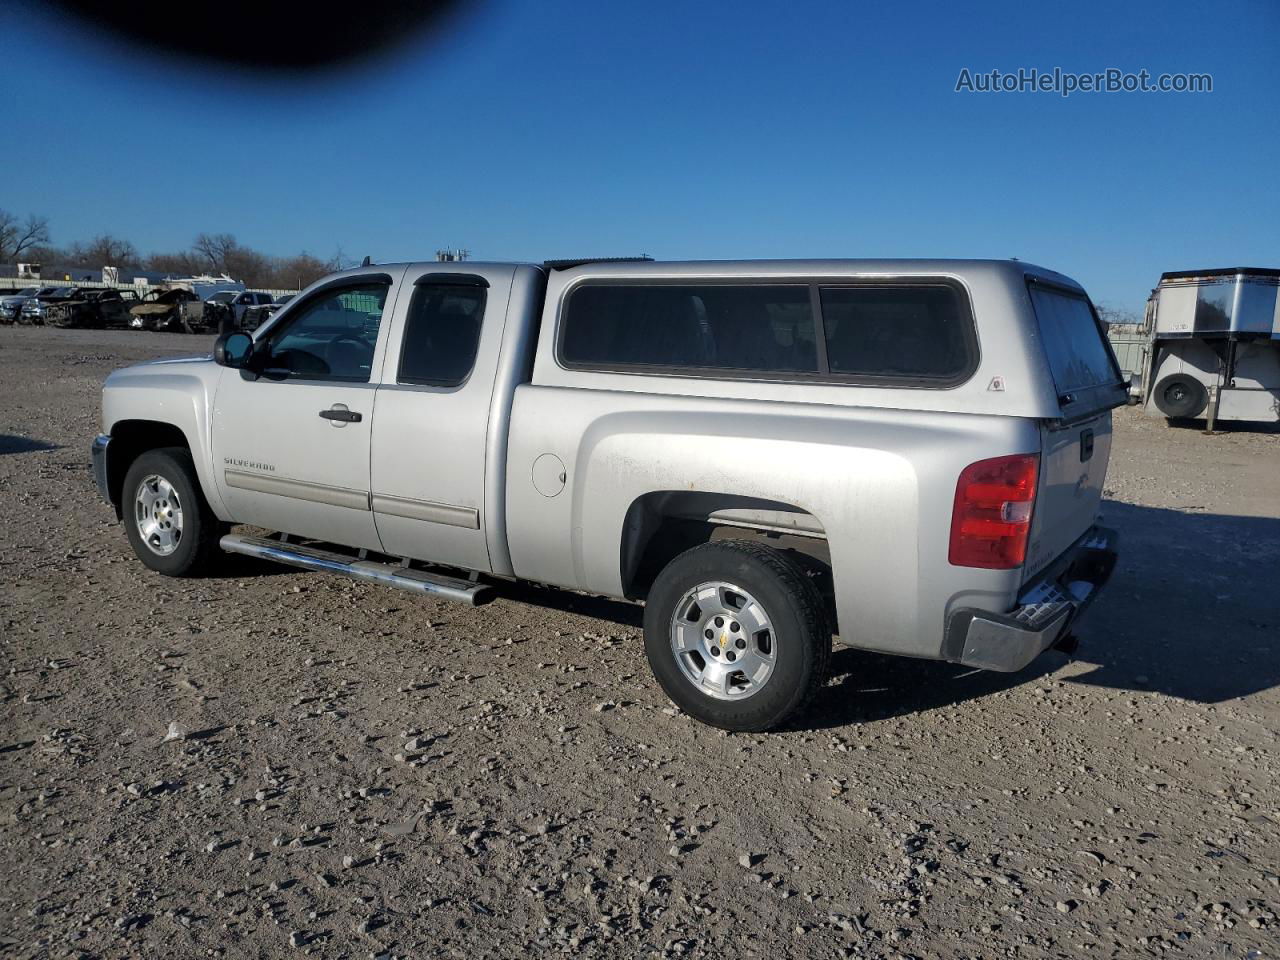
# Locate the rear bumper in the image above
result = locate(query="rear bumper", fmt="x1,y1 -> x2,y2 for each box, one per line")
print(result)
91,434 -> 113,506
944,525 -> 1118,673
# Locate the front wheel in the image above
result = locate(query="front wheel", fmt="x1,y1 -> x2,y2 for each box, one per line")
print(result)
122,448 -> 223,576
643,540 -> 830,731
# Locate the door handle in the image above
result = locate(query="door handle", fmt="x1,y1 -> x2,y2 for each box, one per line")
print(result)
1080,429 -> 1094,462
319,408 -> 362,423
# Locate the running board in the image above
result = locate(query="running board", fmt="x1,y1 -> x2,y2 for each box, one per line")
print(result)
219,533 -> 492,606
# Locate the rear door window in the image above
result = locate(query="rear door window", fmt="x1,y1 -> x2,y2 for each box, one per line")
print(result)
397,281 -> 487,387
1028,284 -> 1122,400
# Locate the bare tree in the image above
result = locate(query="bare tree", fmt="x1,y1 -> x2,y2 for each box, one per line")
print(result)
227,247 -> 273,286
192,233 -> 240,274
0,210 -> 51,262
146,250 -> 202,275
273,252 -> 339,290
68,234 -> 140,267
17,243 -> 66,264
1095,303 -> 1141,328
33,231 -> 353,290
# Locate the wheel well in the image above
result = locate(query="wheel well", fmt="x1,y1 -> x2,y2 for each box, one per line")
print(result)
620,491 -> 833,614
107,420 -> 191,516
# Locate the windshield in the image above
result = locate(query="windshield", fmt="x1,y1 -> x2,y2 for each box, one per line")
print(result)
208,291 -> 237,304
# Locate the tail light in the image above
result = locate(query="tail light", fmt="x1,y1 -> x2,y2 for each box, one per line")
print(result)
949,453 -> 1040,569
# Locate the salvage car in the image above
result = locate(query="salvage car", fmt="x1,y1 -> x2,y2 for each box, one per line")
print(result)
0,286 -> 45,324
47,288 -> 140,328
91,258 -> 1124,731
129,288 -> 203,332
242,293 -> 293,331
204,290 -> 274,333
201,291 -> 237,333
19,286 -> 81,325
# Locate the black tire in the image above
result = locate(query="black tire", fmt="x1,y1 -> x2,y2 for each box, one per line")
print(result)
1153,373 -> 1208,419
642,540 -> 831,732
121,447 -> 223,576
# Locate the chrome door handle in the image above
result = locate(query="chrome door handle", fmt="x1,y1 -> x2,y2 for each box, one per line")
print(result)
319,408 -> 362,423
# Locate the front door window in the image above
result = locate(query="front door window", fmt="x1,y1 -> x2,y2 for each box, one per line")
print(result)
260,283 -> 388,382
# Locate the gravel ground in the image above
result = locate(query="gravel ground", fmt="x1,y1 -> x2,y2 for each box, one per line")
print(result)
1,325 -> 1277,960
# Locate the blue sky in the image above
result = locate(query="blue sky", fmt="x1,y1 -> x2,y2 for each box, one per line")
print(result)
3,0 -> 1277,313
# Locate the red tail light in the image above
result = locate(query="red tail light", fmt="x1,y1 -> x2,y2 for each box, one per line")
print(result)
948,454 -> 1040,569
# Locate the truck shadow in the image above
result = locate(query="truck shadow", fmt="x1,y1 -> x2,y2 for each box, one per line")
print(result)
799,650 -> 1060,731
0,434 -> 59,455
1055,500 -> 1280,703
1164,418 -> 1280,435
498,581 -> 644,629
800,500 -> 1280,730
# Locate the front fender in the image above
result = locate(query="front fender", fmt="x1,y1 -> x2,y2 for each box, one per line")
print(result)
102,362 -> 230,520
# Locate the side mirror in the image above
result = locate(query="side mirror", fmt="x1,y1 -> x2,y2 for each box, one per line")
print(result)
214,331 -> 254,368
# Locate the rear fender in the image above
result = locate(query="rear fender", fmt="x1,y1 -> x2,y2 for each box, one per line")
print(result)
569,411 -> 920,652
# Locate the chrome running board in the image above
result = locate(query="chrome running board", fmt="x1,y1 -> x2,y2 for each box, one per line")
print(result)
219,533 -> 492,606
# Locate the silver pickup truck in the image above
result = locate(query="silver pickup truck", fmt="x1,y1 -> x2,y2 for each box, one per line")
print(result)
92,258 -> 1123,731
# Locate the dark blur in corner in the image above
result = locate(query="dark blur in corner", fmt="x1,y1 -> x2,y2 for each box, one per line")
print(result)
34,0 -> 471,74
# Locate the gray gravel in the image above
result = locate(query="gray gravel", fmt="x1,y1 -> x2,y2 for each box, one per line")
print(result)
1,325 -> 1277,958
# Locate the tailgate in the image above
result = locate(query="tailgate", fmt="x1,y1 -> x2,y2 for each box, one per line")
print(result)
1023,279 -> 1126,581
1024,413 -> 1112,580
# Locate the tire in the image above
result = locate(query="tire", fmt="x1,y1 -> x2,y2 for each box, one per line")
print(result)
1153,373 -> 1208,419
121,447 -> 223,577
642,540 -> 831,732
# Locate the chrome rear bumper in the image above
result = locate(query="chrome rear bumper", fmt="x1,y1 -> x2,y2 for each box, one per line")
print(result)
945,526 -> 1118,672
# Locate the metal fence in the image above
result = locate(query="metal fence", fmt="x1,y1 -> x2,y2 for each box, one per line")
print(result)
1106,323 -> 1151,385
0,277 -> 299,298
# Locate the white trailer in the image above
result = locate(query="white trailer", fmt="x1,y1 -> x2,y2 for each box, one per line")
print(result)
1143,267 -> 1280,423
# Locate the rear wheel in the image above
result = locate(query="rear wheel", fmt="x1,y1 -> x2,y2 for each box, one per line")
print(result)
643,540 -> 830,731
1153,373 -> 1208,419
122,448 -> 223,576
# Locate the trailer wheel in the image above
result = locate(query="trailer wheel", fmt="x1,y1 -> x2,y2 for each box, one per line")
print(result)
1153,373 -> 1208,419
